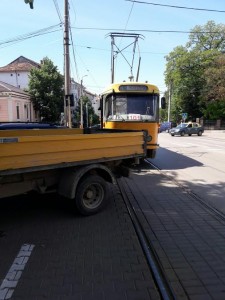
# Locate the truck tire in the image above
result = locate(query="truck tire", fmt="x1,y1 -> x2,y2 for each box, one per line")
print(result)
147,149 -> 156,158
75,175 -> 108,215
198,130 -> 202,136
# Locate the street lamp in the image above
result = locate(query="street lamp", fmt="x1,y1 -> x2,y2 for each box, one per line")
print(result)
80,75 -> 88,129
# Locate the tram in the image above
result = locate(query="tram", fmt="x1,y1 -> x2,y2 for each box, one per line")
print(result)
100,81 -> 165,158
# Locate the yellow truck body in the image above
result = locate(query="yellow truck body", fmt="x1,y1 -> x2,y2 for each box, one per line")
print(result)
0,128 -> 146,215
0,128 -> 145,173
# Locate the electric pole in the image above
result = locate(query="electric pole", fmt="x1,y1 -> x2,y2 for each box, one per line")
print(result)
64,0 -> 71,127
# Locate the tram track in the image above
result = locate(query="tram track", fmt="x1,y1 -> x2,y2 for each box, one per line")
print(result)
117,178 -> 177,300
146,159 -> 225,223
118,157 -> 225,300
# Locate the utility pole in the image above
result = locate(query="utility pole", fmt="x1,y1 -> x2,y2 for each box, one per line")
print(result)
64,0 -> 71,128
167,84 -> 171,122
80,75 -> 88,128
80,79 -> 84,128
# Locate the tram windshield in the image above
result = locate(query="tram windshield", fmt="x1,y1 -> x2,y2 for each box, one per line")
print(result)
105,94 -> 158,121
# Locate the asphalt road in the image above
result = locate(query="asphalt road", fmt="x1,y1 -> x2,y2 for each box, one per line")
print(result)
148,130 -> 225,214
0,186 -> 160,300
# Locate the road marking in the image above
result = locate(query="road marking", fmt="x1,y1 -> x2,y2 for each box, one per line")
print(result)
0,244 -> 35,300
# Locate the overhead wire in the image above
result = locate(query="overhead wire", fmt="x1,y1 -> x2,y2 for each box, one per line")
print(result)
71,26 -> 223,34
69,18 -> 80,83
53,0 -> 63,23
68,0 -> 100,92
125,0 -> 225,13
0,24 -> 62,49
115,1 -> 138,79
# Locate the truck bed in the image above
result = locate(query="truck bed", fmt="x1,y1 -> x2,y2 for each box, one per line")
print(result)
0,128 -> 146,175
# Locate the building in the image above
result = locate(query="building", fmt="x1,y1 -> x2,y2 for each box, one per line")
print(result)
70,79 -> 100,126
0,56 -> 98,124
0,56 -> 40,89
85,90 -> 100,116
0,56 -> 40,122
0,81 -> 36,122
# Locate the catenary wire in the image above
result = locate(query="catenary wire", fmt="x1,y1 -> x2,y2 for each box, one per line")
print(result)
125,0 -> 225,13
53,0 -> 63,23
71,26 -> 223,34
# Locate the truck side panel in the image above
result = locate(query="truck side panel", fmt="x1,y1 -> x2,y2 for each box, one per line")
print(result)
0,130 -> 145,173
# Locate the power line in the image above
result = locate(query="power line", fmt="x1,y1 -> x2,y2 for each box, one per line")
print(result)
72,26 -> 222,34
125,0 -> 225,13
0,24 -> 62,48
53,0 -> 63,23
75,43 -> 166,55
69,20 -> 80,83
123,1 -> 135,33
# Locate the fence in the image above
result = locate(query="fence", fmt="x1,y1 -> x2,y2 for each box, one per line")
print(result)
199,119 -> 225,130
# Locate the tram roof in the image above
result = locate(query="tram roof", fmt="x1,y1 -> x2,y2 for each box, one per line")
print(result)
101,82 -> 160,95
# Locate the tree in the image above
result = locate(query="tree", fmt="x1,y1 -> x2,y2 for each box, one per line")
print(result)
164,21 -> 225,122
73,95 -> 100,128
165,47 -> 205,121
187,21 -> 225,52
24,0 -> 34,9
28,57 -> 64,123
201,54 -> 225,119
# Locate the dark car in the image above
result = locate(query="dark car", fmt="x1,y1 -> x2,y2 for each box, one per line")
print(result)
0,122 -> 61,130
159,121 -> 177,133
170,122 -> 204,136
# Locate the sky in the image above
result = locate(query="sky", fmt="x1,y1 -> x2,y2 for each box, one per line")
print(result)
1,0 -> 225,96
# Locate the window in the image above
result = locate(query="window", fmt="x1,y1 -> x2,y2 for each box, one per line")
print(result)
16,104 -> 20,120
105,94 -> 158,121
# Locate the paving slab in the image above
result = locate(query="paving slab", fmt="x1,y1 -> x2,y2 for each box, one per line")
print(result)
0,185 -> 160,300
119,164 -> 225,300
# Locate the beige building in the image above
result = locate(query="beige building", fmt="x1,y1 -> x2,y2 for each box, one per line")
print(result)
0,56 -> 40,89
0,56 -> 40,122
0,81 -> 36,122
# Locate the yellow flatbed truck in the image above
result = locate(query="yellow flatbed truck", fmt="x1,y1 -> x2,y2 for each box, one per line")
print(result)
0,126 -> 147,215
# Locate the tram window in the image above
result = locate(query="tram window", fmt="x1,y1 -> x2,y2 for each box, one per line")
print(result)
127,95 -> 154,115
105,96 -> 112,118
105,93 -> 158,121
115,96 -> 127,114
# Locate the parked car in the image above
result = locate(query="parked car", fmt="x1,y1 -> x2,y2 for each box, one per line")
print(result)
0,122 -> 61,130
159,121 -> 177,133
170,122 -> 204,136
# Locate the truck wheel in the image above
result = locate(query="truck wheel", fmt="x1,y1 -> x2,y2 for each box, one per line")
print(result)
198,131 -> 202,136
147,149 -> 156,158
75,175 -> 108,215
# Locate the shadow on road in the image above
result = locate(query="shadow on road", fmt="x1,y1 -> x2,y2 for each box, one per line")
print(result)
148,147 -> 203,170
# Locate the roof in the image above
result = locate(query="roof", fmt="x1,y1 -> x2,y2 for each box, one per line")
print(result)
0,81 -> 28,95
0,56 -> 40,72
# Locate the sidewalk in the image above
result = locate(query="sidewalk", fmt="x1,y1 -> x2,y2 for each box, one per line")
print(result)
204,129 -> 225,139
119,165 -> 225,300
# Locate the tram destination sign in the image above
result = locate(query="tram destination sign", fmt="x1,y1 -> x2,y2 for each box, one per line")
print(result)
119,85 -> 148,91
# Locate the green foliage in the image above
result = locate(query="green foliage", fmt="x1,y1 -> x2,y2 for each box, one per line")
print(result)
187,21 -> 225,51
202,100 -> 225,120
165,20 -> 225,122
24,0 -> 34,9
28,57 -> 64,123
73,95 -> 100,127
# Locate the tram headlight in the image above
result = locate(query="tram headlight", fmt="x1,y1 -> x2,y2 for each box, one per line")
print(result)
147,135 -> 152,142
